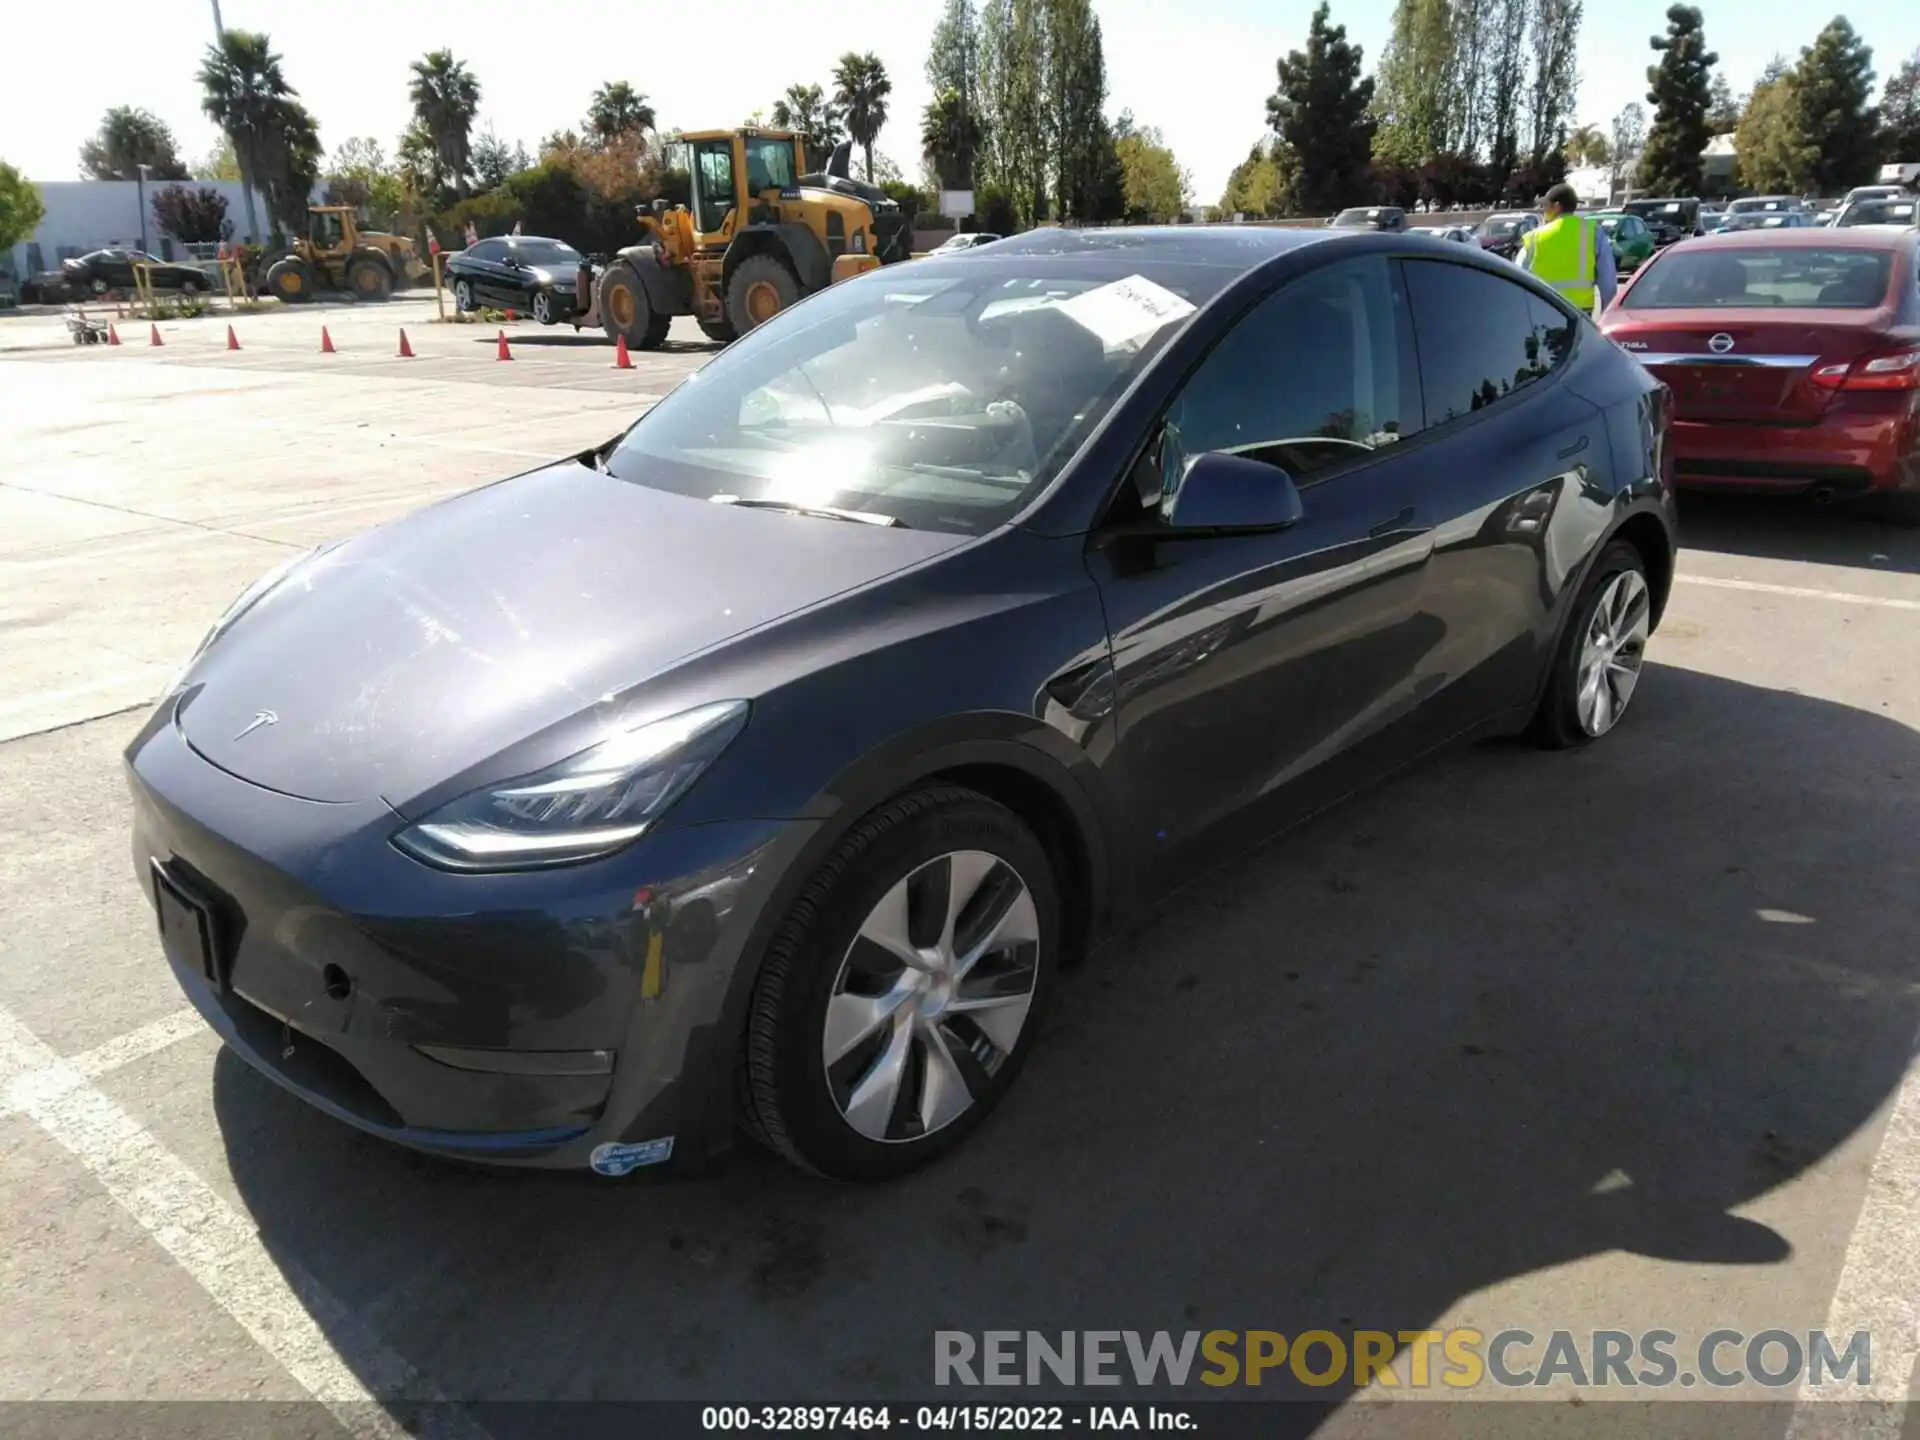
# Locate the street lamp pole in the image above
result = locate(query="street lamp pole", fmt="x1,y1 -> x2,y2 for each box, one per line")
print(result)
137,163 -> 152,254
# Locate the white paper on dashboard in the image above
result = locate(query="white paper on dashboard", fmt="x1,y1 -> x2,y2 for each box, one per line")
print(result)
1055,274 -> 1198,353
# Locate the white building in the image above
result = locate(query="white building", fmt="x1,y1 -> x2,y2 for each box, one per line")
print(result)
4,178 -> 274,280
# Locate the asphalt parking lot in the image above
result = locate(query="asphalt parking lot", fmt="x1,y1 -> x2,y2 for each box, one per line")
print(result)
2,297 -> 1918,1439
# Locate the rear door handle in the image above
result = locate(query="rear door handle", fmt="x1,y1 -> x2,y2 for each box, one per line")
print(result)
1368,506 -> 1416,538
1558,435 -> 1590,460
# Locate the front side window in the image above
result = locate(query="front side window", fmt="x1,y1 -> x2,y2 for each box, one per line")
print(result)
606,256 -> 1237,534
1403,260 -> 1562,423
744,137 -> 797,195
1149,256 -> 1418,499
1622,248 -> 1894,309
509,240 -> 582,267
469,240 -> 505,263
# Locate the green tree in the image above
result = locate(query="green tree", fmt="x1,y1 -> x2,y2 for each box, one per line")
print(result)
1793,18 -> 1878,194
1736,71 -> 1817,193
1524,0 -> 1582,167
979,0 -> 1049,223
1043,0 -> 1108,220
1267,2 -> 1376,214
1220,138 -> 1295,216
323,137 -> 411,225
832,52 -> 893,181
1640,5 -> 1717,195
1372,0 -> 1459,165
1882,50 -> 1920,161
923,87 -> 984,191
1564,123 -> 1609,166
1484,0 -> 1528,178
192,138 -> 241,181
771,83 -> 845,152
0,161 -> 46,254
1449,0 -> 1492,160
1609,100 -> 1646,196
1113,123 -> 1188,222
1706,71 -> 1740,133
79,108 -> 189,181
470,129 -> 531,192
197,29 -> 294,243
408,50 -> 482,198
585,82 -> 655,144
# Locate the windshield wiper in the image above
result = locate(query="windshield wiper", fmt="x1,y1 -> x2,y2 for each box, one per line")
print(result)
711,496 -> 907,528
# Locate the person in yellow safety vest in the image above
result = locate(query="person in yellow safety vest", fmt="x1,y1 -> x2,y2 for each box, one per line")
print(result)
1517,183 -> 1617,319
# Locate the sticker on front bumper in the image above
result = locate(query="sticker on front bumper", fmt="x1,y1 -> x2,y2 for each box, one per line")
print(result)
590,1137 -> 674,1176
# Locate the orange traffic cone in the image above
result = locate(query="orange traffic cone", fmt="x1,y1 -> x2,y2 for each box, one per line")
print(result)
495,329 -> 512,361
614,334 -> 632,369
397,328 -> 414,358
149,323 -> 163,347
226,324 -> 241,351
320,326 -> 336,354
107,323 -> 121,346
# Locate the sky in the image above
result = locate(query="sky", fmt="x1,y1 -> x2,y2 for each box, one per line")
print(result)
2,0 -> 1915,208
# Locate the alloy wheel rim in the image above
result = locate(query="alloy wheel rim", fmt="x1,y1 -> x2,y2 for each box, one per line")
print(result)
823,850 -> 1041,1144
534,293 -> 551,323
1576,570 -> 1650,736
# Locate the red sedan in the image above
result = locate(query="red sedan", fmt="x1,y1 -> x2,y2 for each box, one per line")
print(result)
1600,228 -> 1920,524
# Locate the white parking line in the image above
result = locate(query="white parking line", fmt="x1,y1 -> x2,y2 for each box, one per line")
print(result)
1784,1030 -> 1920,1440
0,1001 -> 489,1440
1676,573 -> 1920,613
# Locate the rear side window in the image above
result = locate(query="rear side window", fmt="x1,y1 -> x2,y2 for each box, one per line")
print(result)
469,240 -> 505,262
1623,248 -> 1894,309
1402,260 -> 1561,424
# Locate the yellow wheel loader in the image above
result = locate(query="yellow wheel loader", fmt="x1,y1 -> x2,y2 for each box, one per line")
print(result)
263,206 -> 431,305
597,130 -> 914,349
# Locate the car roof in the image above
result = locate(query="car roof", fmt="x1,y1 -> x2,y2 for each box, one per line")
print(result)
1676,227 -> 1914,252
982,225 -> 1333,262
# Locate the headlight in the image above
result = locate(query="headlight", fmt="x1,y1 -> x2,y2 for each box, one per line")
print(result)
392,700 -> 749,872
168,542 -> 332,692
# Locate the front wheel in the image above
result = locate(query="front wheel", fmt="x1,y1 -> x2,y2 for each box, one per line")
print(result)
598,262 -> 668,350
739,787 -> 1059,1181
1531,541 -> 1652,748
453,278 -> 474,312
725,254 -> 801,337
531,289 -> 554,325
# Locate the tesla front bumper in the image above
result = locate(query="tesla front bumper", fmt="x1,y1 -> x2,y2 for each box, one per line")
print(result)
124,699 -> 813,1174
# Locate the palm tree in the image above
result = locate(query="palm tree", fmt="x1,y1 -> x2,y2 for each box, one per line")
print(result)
408,50 -> 482,198
586,82 -> 655,144
921,88 -> 983,190
197,29 -> 294,243
1564,123 -> 1611,169
831,52 -> 892,181
770,83 -> 844,152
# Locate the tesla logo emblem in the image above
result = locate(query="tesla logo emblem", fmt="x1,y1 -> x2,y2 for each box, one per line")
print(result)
233,710 -> 278,741
1708,333 -> 1735,354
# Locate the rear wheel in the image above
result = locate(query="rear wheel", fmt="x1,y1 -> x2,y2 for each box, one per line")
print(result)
264,257 -> 317,305
348,257 -> 393,302
598,262 -> 668,351
1531,541 -> 1652,749
739,787 -> 1059,1181
725,254 -> 801,337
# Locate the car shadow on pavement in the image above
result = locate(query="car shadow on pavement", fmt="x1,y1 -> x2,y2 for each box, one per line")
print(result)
211,662 -> 1920,1433
1678,490 -> 1920,574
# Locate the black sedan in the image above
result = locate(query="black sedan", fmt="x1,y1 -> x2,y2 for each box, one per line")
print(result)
445,234 -> 590,325
63,248 -> 211,294
128,227 -> 1675,1182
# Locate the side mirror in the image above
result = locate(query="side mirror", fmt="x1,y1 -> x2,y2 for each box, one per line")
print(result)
1163,450 -> 1305,532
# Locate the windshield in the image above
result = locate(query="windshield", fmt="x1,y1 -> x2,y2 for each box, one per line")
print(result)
603,257 -> 1232,534
1625,202 -> 1687,221
1729,197 -> 1795,214
1623,247 -> 1894,310
1474,216 -> 1525,237
1839,200 -> 1917,227
511,241 -> 582,266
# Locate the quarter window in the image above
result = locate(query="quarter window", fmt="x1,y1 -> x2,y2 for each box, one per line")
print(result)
1149,256 -> 1419,499
1403,260 -> 1562,423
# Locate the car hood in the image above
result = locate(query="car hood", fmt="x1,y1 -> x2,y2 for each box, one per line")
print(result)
176,458 -> 965,805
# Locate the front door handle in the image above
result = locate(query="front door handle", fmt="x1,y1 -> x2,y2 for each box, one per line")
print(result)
1368,505 -> 1416,538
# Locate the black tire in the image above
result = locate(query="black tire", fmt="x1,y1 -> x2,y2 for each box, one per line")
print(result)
697,316 -> 738,343
725,254 -> 801,337
264,257 -> 317,305
452,278 -> 475,313
1530,540 -> 1652,750
347,257 -> 393,302
739,786 -> 1060,1181
531,289 -> 555,325
598,261 -> 667,350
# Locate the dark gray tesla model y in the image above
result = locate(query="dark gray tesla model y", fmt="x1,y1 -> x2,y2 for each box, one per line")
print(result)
128,226 -> 1677,1181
